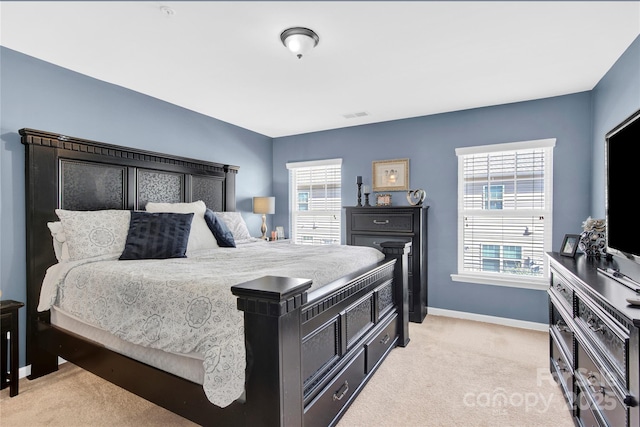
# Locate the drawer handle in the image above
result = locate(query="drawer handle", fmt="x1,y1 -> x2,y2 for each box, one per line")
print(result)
373,219 -> 389,225
380,333 -> 390,345
556,357 -> 567,372
586,316 -> 605,333
555,321 -> 569,333
587,373 -> 606,395
588,324 -> 604,333
333,380 -> 349,401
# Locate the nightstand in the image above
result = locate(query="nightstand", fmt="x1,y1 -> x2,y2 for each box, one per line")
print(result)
269,238 -> 290,243
1,300 -> 24,397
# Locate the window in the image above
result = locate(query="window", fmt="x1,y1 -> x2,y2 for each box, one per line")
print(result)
286,159 -> 342,245
452,139 -> 555,289
483,185 -> 504,209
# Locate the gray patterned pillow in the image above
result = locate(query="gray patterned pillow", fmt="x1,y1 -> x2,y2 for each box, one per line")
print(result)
214,211 -> 252,241
55,209 -> 131,260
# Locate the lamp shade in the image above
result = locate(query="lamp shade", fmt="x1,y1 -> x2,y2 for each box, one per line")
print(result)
253,197 -> 275,215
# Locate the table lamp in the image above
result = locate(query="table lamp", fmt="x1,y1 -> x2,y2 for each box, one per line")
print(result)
253,196 -> 275,239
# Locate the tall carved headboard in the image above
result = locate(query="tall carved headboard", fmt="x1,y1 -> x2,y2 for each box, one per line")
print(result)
21,128 -> 239,367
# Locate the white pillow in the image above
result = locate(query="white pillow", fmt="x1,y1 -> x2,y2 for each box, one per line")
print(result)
47,221 -> 70,262
145,200 -> 218,253
214,211 -> 252,241
55,209 -> 131,261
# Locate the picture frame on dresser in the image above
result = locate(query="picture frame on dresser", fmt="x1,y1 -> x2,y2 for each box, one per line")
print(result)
375,194 -> 392,206
559,234 -> 579,257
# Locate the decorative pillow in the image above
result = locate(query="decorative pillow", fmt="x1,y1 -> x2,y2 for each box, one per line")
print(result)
120,211 -> 193,260
214,211 -> 252,241
204,209 -> 236,248
47,221 -> 70,262
55,209 -> 131,261
145,200 -> 218,253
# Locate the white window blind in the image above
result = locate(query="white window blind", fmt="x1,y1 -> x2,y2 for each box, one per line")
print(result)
286,159 -> 342,245
454,139 -> 555,289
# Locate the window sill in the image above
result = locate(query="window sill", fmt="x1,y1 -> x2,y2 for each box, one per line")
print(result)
450,273 -> 549,291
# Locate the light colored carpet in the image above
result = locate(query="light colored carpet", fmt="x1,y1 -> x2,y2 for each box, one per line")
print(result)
0,315 -> 574,426
337,315 -> 574,427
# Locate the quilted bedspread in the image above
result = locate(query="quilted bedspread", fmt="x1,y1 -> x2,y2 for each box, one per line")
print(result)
38,242 -> 384,407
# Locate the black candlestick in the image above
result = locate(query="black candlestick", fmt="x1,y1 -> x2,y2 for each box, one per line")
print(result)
364,193 -> 371,206
357,183 -> 362,206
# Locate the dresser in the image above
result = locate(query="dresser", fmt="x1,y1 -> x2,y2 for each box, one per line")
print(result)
547,252 -> 640,426
345,206 -> 428,323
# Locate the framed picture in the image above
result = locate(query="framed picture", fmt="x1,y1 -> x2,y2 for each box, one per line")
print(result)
276,226 -> 285,239
372,159 -> 409,191
560,234 -> 580,257
376,193 -> 392,206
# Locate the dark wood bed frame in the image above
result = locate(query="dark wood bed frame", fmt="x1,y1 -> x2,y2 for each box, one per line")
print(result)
21,128 -> 410,427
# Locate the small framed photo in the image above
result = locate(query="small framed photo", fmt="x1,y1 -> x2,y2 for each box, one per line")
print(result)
560,234 -> 580,257
372,159 -> 409,191
376,193 -> 392,206
276,226 -> 285,239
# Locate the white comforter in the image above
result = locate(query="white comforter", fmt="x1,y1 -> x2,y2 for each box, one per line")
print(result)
38,241 -> 384,407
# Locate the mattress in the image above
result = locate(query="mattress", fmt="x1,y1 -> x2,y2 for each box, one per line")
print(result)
39,242 -> 384,407
51,306 -> 205,385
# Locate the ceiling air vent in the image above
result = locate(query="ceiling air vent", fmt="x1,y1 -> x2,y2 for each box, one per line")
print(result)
343,112 -> 369,119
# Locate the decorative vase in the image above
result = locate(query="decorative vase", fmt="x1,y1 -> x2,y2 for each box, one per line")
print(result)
578,217 -> 606,257
406,189 -> 426,206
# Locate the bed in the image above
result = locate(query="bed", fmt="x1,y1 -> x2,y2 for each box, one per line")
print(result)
21,128 -> 410,426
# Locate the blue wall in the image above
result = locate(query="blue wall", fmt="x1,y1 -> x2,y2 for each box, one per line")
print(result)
273,93 -> 593,324
591,35 -> 640,217
0,47 -> 273,366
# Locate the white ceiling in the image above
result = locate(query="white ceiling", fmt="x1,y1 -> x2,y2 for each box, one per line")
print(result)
1,1 -> 639,138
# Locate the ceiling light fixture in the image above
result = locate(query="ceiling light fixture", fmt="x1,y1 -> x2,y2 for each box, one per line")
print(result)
280,27 -> 319,59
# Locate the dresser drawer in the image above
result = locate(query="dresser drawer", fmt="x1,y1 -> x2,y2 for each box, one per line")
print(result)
350,213 -> 413,232
576,341 -> 628,427
576,380 -> 607,427
551,271 -> 574,313
550,332 -> 574,408
304,349 -> 366,427
551,302 -> 574,363
365,313 -> 397,373
576,297 -> 628,385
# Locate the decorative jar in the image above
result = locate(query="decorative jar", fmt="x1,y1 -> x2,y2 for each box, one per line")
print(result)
578,217 -> 606,257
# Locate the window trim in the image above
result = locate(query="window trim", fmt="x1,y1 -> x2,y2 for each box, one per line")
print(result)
452,138 -> 555,290
286,158 -> 343,245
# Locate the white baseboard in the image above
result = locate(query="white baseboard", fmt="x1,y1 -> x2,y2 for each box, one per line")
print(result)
18,357 -> 66,380
427,307 -> 548,332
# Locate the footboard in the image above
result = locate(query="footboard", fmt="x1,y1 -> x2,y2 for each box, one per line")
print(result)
231,242 -> 410,427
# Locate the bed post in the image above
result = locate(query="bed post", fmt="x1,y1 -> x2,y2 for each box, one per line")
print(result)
231,275 -> 313,426
23,137 -> 61,378
381,241 -> 411,347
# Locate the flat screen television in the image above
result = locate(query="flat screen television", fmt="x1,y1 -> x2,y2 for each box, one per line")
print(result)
605,108 -> 640,271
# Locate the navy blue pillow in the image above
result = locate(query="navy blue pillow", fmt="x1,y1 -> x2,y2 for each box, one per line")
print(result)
120,211 -> 194,260
204,209 -> 236,248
